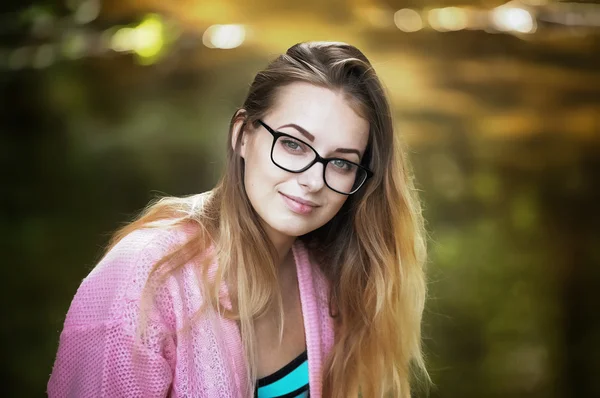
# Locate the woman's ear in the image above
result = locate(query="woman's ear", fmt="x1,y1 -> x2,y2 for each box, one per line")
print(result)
231,110 -> 248,159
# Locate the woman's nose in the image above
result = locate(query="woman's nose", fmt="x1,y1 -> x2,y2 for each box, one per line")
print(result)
297,161 -> 325,192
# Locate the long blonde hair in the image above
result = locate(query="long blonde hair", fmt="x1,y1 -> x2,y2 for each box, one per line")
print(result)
108,41 -> 429,397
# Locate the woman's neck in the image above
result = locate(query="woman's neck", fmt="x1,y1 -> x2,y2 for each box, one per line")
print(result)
260,222 -> 296,269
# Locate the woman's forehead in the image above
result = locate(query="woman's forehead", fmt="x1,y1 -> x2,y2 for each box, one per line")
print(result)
266,82 -> 370,149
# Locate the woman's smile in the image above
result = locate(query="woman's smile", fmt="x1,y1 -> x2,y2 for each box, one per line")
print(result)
279,191 -> 319,215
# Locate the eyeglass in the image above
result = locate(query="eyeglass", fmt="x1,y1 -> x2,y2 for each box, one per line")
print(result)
257,119 -> 373,195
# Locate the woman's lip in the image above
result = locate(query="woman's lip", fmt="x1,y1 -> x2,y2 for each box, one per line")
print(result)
279,193 -> 316,215
280,192 -> 319,207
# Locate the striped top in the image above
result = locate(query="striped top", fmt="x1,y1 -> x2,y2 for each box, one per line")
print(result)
255,350 -> 309,398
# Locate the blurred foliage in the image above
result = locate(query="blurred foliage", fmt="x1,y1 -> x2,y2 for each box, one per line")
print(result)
1,0 -> 599,397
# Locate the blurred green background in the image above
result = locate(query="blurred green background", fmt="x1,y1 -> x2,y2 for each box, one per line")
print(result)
1,0 -> 599,397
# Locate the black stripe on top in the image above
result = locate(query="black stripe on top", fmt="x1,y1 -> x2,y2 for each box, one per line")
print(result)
257,350 -> 308,387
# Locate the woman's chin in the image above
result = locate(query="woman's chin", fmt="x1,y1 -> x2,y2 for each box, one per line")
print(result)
274,225 -> 310,238
267,219 -> 315,239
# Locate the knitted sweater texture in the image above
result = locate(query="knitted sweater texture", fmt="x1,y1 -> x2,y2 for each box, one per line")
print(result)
48,224 -> 335,397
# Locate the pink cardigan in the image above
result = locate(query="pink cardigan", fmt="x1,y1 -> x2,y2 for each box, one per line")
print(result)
48,224 -> 335,397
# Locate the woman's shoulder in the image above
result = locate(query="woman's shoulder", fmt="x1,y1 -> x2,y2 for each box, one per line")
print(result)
95,219 -> 200,279
63,220 -> 203,329
83,190 -> 214,294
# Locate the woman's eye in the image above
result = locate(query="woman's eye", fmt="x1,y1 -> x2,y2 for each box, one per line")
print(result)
282,139 -> 303,151
332,160 -> 352,170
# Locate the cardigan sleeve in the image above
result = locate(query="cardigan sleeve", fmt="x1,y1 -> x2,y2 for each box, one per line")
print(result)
47,228 -> 180,398
47,320 -> 174,397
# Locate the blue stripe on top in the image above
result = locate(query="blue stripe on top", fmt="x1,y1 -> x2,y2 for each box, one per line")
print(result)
256,350 -> 309,398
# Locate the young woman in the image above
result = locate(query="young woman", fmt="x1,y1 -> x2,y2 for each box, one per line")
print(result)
48,41 -> 429,398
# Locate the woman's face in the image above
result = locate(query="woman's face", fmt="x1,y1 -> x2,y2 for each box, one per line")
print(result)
234,82 -> 370,249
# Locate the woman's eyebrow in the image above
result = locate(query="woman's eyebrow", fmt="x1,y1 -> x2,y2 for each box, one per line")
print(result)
277,123 -> 362,157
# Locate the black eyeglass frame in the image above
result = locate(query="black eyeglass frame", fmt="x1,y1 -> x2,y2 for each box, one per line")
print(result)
257,119 -> 374,195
